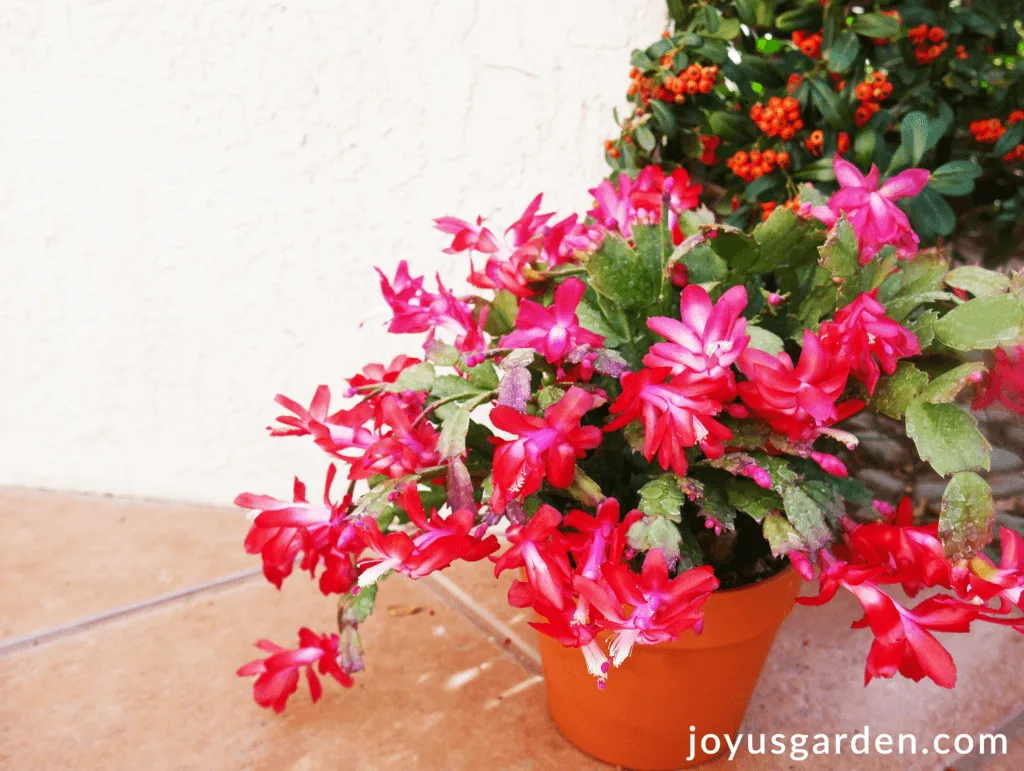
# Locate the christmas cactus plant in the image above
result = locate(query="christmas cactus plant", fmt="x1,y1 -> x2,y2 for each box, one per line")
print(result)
236,158 -> 1024,713
606,0 -> 1024,264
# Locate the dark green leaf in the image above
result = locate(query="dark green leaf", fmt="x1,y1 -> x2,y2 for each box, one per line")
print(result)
910,188 -> 957,237
928,160 -> 983,197
828,30 -> 860,73
993,121 -> 1024,158
649,101 -> 676,137
793,156 -> 838,182
899,112 -> 929,165
848,12 -> 901,39
706,111 -> 757,143
635,124 -> 657,153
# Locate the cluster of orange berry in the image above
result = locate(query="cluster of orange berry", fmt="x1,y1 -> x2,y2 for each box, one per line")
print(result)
759,197 -> 801,221
627,67 -> 657,104
661,64 -> 719,102
726,148 -> 790,182
955,45 -> 968,60
786,74 -> 802,93
750,97 -> 803,140
969,111 -> 1024,161
792,30 -> 822,59
853,71 -> 892,127
908,25 -> 948,64
603,139 -> 621,159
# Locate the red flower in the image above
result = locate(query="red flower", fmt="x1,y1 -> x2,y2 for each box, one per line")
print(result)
355,486 -> 498,586
563,498 -> 642,624
737,330 -> 863,441
819,289 -> 921,394
237,628 -> 353,712
489,387 -> 603,512
845,584 -> 973,687
972,346 -> 1024,416
605,368 -> 732,476
492,504 -> 572,609
698,135 -> 720,165
575,550 -> 718,666
644,284 -> 750,392
500,277 -> 605,364
236,468 -> 345,589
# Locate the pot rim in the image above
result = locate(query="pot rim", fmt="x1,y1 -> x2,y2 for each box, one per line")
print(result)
712,561 -> 796,595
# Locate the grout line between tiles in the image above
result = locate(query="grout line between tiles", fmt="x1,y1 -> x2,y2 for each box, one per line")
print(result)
946,705 -> 1024,771
0,567 -> 263,658
423,572 -> 543,676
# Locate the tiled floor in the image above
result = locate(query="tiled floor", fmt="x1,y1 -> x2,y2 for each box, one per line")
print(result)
1,488 -> 1021,770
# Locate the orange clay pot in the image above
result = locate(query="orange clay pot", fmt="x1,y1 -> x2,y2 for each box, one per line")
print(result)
536,566 -> 803,770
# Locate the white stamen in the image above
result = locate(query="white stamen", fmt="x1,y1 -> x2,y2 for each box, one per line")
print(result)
358,558 -> 398,587
581,641 -> 609,679
692,416 -> 710,443
609,629 -> 640,667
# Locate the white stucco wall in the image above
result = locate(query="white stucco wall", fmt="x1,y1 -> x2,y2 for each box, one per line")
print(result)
0,1 -> 666,504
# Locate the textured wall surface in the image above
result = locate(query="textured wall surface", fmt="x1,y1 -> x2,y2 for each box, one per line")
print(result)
0,1 -> 666,504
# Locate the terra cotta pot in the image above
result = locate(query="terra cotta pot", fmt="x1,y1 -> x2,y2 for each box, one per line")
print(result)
536,565 -> 803,770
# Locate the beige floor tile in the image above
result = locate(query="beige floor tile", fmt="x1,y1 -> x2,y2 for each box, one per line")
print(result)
0,487 -> 253,638
0,488 -> 253,639
0,572 -> 610,771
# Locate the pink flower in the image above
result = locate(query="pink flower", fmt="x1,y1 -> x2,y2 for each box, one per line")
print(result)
346,356 -> 428,412
810,156 -> 929,263
349,396 -> 440,480
972,346 -> 1024,416
439,194 -> 570,298
563,499 -> 642,625
604,368 -> 732,477
575,550 -> 718,666
377,261 -> 487,355
644,284 -> 750,392
489,386 -> 603,512
819,289 -> 921,394
500,277 -> 605,364
737,330 -> 863,441
588,166 -> 702,243
237,628 -> 353,712
492,504 -> 572,609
